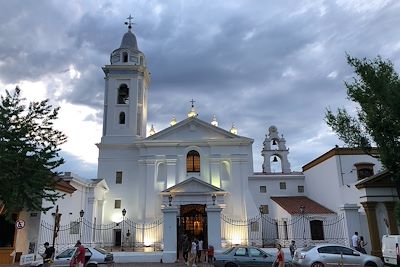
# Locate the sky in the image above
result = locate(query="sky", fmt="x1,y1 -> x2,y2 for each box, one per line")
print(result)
1,0 -> 399,179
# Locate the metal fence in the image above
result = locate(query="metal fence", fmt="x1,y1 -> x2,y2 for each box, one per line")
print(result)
38,217 -> 163,254
221,213 -> 348,248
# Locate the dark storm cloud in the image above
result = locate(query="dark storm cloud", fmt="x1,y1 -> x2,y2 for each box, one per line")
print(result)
1,0 -> 400,177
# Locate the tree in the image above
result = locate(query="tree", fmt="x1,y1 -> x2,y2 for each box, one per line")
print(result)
0,87 -> 67,220
325,55 -> 400,198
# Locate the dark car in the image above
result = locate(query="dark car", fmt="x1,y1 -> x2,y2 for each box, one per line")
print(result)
214,246 -> 292,267
292,243 -> 383,267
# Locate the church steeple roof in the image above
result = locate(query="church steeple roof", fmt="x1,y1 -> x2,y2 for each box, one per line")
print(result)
119,30 -> 138,50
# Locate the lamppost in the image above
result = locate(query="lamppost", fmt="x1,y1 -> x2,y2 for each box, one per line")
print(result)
299,205 -> 305,247
122,208 -> 126,251
79,209 -> 84,240
259,205 -> 264,247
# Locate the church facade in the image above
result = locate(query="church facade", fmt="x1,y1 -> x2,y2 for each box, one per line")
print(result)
3,22 -> 398,264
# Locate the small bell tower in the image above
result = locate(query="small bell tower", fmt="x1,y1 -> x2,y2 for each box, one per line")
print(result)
101,15 -> 150,143
261,125 -> 291,173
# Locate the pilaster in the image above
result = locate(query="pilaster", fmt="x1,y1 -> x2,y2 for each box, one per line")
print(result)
206,205 -> 223,252
361,202 -> 381,257
162,206 -> 178,263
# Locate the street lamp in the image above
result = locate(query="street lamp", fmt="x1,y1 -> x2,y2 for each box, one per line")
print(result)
300,205 -> 306,247
122,208 -> 126,251
259,205 -> 264,247
79,209 -> 84,240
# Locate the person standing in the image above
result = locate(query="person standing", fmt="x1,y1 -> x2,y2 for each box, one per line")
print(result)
42,242 -> 55,267
197,239 -> 203,263
351,232 -> 359,250
74,240 -> 86,267
289,240 -> 297,259
189,238 -> 197,267
274,244 -> 285,267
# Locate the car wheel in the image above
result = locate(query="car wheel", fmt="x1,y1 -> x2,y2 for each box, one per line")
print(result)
225,262 -> 238,267
311,262 -> 324,267
86,264 -> 97,267
364,262 -> 377,267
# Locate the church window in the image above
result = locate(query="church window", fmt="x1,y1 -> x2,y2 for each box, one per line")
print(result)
117,84 -> 129,104
116,171 -> 122,184
279,182 -> 286,190
354,162 -> 374,180
310,220 -> 324,240
298,185 -> 304,193
260,205 -> 269,214
122,52 -> 128,62
275,221 -> 279,239
260,186 -> 267,193
114,200 -> 121,209
119,112 -> 125,124
186,150 -> 200,172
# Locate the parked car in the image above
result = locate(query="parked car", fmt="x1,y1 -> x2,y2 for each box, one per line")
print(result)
382,234 -> 400,266
31,246 -> 113,267
214,246 -> 292,267
292,243 -> 383,267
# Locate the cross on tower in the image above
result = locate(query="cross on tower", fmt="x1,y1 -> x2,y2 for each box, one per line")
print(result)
190,99 -> 195,107
125,14 -> 134,30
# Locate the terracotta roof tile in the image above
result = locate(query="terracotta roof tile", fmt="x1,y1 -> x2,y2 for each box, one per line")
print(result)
271,196 -> 334,215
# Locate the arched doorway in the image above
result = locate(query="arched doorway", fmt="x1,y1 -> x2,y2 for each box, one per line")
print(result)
177,204 -> 207,261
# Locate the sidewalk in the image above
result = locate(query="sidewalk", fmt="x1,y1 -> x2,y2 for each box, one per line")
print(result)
0,262 -> 215,267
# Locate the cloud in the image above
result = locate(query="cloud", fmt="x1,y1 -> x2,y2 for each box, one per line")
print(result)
1,0 -> 400,178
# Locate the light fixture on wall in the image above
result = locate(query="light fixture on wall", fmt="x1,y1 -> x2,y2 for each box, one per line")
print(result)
168,194 -> 173,206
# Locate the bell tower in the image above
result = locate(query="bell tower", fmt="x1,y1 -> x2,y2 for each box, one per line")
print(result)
101,15 -> 150,144
261,125 -> 291,173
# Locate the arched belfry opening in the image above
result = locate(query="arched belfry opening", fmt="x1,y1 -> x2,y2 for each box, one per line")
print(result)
122,52 -> 128,62
262,126 -> 291,173
186,150 -> 200,173
117,84 -> 129,104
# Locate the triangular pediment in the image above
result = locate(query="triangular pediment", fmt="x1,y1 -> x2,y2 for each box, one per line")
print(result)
162,177 -> 224,194
145,117 -> 252,142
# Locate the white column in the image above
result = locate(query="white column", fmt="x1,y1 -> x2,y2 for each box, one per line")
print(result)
206,205 -> 222,253
162,206 -> 178,263
166,159 -> 177,188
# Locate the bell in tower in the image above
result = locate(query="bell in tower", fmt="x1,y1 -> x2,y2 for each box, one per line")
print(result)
261,125 -> 291,173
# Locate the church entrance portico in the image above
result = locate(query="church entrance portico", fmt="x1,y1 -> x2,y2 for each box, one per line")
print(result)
161,177 -> 226,263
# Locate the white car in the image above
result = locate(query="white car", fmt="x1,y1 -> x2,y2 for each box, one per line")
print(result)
29,247 -> 113,267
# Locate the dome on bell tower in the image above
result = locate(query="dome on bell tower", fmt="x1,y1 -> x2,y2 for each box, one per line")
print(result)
119,30 -> 138,50
110,15 -> 145,66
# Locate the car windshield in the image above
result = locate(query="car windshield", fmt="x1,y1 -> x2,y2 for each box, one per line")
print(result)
222,247 -> 235,254
94,247 -> 108,254
57,248 -> 76,258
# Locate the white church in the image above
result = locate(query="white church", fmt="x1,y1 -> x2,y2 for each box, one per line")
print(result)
2,20 -> 398,264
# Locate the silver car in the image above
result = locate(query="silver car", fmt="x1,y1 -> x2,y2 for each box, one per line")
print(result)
214,246 -> 292,267
292,243 -> 383,267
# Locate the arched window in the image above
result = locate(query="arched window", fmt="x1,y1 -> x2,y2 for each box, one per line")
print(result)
310,220 -> 324,240
186,150 -> 200,172
117,84 -> 129,104
122,52 -> 128,62
119,112 -> 125,124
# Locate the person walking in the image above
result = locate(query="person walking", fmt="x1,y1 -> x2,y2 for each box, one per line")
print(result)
42,242 -> 55,267
358,236 -> 368,254
273,244 -> 285,267
189,238 -> 197,267
289,240 -> 297,259
182,236 -> 190,264
74,240 -> 86,267
197,239 -> 203,263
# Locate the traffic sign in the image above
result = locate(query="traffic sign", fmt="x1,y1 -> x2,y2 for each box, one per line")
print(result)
16,219 -> 25,229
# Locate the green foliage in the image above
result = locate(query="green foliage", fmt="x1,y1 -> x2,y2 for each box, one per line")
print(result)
325,55 -> 400,181
0,87 -> 67,220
